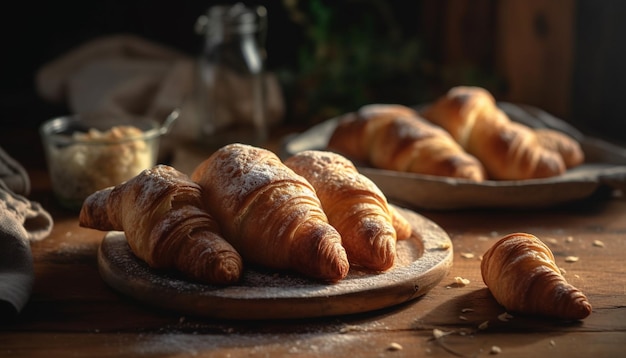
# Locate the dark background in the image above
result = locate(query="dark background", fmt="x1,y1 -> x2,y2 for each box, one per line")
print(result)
1,1 -> 625,144
0,0 -> 432,127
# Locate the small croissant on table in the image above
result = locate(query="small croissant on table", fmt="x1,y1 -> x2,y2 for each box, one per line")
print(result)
481,233 -> 592,320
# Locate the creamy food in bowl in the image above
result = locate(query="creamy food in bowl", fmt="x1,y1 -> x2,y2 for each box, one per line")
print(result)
40,113 -> 164,210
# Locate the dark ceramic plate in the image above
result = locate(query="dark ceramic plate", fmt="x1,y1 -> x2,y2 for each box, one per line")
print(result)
282,102 -> 626,210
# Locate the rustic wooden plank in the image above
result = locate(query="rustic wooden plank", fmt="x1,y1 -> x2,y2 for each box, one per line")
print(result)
571,1 -> 626,143
1,330 -> 625,358
3,125 -> 625,357
494,0 -> 575,119
6,201 -> 623,334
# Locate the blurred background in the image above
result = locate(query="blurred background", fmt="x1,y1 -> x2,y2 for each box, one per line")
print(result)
1,0 -> 625,144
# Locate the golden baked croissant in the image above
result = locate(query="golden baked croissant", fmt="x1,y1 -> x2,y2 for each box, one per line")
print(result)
421,86 -> 583,180
191,143 -> 350,282
79,164 -> 243,285
284,150 -> 411,271
481,233 -> 592,320
327,104 -> 486,181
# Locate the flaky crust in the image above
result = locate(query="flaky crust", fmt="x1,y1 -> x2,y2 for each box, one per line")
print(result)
285,150 -> 411,271
79,165 -> 243,285
327,104 -> 486,181
481,233 -> 592,320
191,144 -> 350,282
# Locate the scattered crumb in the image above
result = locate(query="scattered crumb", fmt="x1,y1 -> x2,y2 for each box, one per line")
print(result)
593,240 -> 605,248
387,342 -> 403,351
574,274 -> 580,279
565,256 -> 579,263
490,346 -> 502,354
459,315 -> 468,321
339,325 -> 360,334
549,340 -> 556,347
454,277 -> 470,286
435,242 -> 451,250
565,236 -> 574,243
478,321 -> 489,330
545,237 -> 559,245
477,236 -> 490,241
497,312 -> 514,322
433,329 -> 450,339
460,252 -> 475,259
461,308 -> 474,313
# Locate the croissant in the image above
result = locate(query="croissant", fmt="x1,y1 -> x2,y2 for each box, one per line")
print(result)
421,86 -> 583,180
191,143 -> 350,282
481,233 -> 592,320
284,150 -> 411,271
327,104 -> 486,181
79,165 -> 243,285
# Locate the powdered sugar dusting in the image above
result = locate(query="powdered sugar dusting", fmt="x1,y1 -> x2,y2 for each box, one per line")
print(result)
210,144 -> 295,202
98,206 -> 452,319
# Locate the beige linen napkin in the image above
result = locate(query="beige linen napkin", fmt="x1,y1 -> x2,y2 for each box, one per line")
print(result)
0,148 -> 53,319
35,34 -> 284,155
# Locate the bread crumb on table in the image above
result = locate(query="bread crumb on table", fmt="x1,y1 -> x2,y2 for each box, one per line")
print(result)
387,342 -> 403,351
454,277 -> 470,286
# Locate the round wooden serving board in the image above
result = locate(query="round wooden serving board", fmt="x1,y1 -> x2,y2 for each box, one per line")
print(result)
97,206 -> 453,320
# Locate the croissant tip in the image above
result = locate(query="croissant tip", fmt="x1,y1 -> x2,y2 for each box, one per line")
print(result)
316,242 -> 350,282
206,253 -> 244,285
354,234 -> 396,272
328,250 -> 351,282
571,299 -> 593,320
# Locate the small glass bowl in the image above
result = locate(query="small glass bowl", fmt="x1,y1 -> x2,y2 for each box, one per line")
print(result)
40,113 -> 163,210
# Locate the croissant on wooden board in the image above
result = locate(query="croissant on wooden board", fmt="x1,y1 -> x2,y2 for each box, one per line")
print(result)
481,233 -> 592,320
327,104 -> 486,181
284,150 -> 412,271
191,143 -> 350,282
421,86 -> 584,180
79,165 -> 243,285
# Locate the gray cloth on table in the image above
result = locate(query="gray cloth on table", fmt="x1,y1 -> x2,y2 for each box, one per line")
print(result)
0,147 -> 53,319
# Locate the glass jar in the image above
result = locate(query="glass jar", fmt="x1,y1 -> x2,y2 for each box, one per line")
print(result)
194,3 -> 268,150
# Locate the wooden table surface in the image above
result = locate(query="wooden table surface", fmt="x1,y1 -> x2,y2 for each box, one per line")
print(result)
1,129 -> 625,358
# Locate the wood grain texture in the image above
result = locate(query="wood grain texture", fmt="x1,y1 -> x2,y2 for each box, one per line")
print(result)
3,197 -> 625,357
1,128 -> 625,357
495,0 -> 575,119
